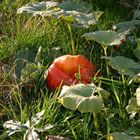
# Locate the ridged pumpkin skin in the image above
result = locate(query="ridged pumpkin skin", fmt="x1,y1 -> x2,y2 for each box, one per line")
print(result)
46,55 -> 97,90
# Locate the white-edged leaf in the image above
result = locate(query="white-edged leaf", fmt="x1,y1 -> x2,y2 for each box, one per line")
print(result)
24,120 -> 30,128
3,120 -> 24,136
102,56 -> 140,76
35,124 -> 54,132
24,130 -> 29,140
58,84 -> 104,114
82,30 -> 121,46
108,132 -> 140,140
27,129 -> 40,140
136,86 -> 140,106
31,110 -> 45,127
126,97 -> 138,119
3,120 -> 23,130
6,129 -> 23,136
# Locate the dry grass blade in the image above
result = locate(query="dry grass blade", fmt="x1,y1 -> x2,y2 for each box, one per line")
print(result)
46,135 -> 71,140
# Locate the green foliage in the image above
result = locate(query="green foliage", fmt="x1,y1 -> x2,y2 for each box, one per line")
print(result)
133,38 -> 140,60
82,30 -> 121,46
1,0 -> 140,139
126,86 -> 140,119
107,132 -> 140,140
59,0 -> 92,13
113,20 -> 140,32
17,1 -> 59,16
102,56 -> 140,76
134,10 -> 140,19
58,83 -> 108,114
17,0 -> 103,28
113,6 -> 140,33
17,0 -> 103,54
3,110 -> 54,140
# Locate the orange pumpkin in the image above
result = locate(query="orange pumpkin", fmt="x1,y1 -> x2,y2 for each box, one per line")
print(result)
46,55 -> 97,90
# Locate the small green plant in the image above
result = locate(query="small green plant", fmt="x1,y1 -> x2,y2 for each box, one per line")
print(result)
3,110 -> 54,140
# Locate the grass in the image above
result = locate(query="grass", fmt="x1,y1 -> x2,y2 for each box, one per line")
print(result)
0,0 -> 140,140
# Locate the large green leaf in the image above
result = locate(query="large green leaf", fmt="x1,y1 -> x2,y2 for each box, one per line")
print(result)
14,48 -> 43,82
108,132 -> 140,140
59,10 -> 103,27
134,10 -> 140,19
15,48 -> 36,80
58,84 -> 104,114
17,1 -> 102,28
21,63 -> 40,82
82,30 -> 121,46
102,56 -> 140,76
59,0 -> 92,13
113,20 -> 140,32
71,11 -> 103,28
17,1 -> 59,16
77,96 -> 103,113
133,38 -> 140,60
133,48 -> 140,61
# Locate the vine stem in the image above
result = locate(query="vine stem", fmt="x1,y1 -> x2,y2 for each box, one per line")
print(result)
103,46 -> 110,77
106,117 -> 110,135
122,73 -> 127,113
93,113 -> 99,130
122,73 -> 125,84
67,24 -> 75,54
